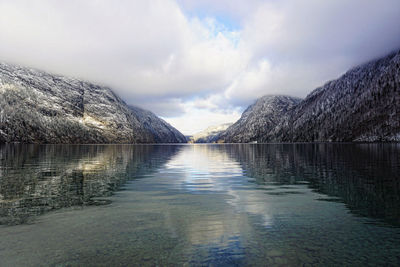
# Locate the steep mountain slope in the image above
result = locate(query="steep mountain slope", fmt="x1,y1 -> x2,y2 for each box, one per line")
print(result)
218,95 -> 302,143
0,63 -> 185,143
274,50 -> 400,142
129,106 -> 186,143
190,123 -> 232,143
220,50 -> 400,143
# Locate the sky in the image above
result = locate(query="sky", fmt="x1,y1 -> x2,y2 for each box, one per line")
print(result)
1,0 -> 400,135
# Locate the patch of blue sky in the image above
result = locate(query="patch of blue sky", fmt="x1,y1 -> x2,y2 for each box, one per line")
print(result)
183,8 -> 241,46
183,5 -> 240,30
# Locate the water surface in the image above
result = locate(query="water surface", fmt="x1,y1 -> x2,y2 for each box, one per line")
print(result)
0,144 -> 399,266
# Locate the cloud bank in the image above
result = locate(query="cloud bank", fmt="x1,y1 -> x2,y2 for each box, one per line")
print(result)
1,0 -> 399,134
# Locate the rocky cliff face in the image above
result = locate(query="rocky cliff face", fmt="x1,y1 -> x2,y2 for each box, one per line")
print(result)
218,95 -> 302,143
219,50 -> 400,143
191,123 -> 233,143
0,63 -> 186,143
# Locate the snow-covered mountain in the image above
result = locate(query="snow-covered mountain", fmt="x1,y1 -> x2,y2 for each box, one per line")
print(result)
190,123 -> 233,143
218,50 -> 400,143
218,95 -> 302,143
275,50 -> 400,142
129,106 -> 186,143
0,63 -> 186,143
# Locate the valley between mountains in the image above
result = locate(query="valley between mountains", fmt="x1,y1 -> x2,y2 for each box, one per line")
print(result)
1,50 -> 399,144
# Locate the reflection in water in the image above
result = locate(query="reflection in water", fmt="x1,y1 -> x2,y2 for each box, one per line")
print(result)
0,144 -> 400,266
0,144 -> 181,225
222,144 -> 400,226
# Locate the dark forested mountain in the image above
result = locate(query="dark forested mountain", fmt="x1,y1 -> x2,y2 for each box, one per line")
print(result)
218,50 -> 400,143
0,63 -> 186,143
218,95 -> 302,143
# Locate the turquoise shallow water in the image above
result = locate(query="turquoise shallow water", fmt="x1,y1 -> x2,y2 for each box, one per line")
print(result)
0,144 -> 399,266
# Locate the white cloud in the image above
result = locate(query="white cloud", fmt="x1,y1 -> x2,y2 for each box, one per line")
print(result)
0,0 -> 399,134
164,98 -> 242,135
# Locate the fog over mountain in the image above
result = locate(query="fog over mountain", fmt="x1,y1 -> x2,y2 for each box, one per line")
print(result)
0,0 -> 399,134
217,50 -> 400,143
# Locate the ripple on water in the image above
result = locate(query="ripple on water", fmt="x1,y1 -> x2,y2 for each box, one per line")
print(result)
0,143 -> 400,266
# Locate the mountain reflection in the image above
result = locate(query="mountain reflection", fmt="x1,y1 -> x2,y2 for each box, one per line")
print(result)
1,144 -> 400,265
220,143 -> 400,226
1,143 -> 399,228
0,144 -> 181,225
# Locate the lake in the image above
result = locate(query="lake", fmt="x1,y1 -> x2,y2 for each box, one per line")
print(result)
0,144 -> 399,266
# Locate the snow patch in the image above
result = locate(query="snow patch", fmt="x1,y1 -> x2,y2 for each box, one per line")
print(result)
80,114 -> 106,129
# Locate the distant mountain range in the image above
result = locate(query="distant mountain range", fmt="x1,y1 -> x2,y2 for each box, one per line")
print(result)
188,123 -> 233,143
0,63 -> 186,143
214,49 -> 400,143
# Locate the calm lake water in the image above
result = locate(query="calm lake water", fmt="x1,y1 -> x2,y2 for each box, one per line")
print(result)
0,144 -> 399,266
